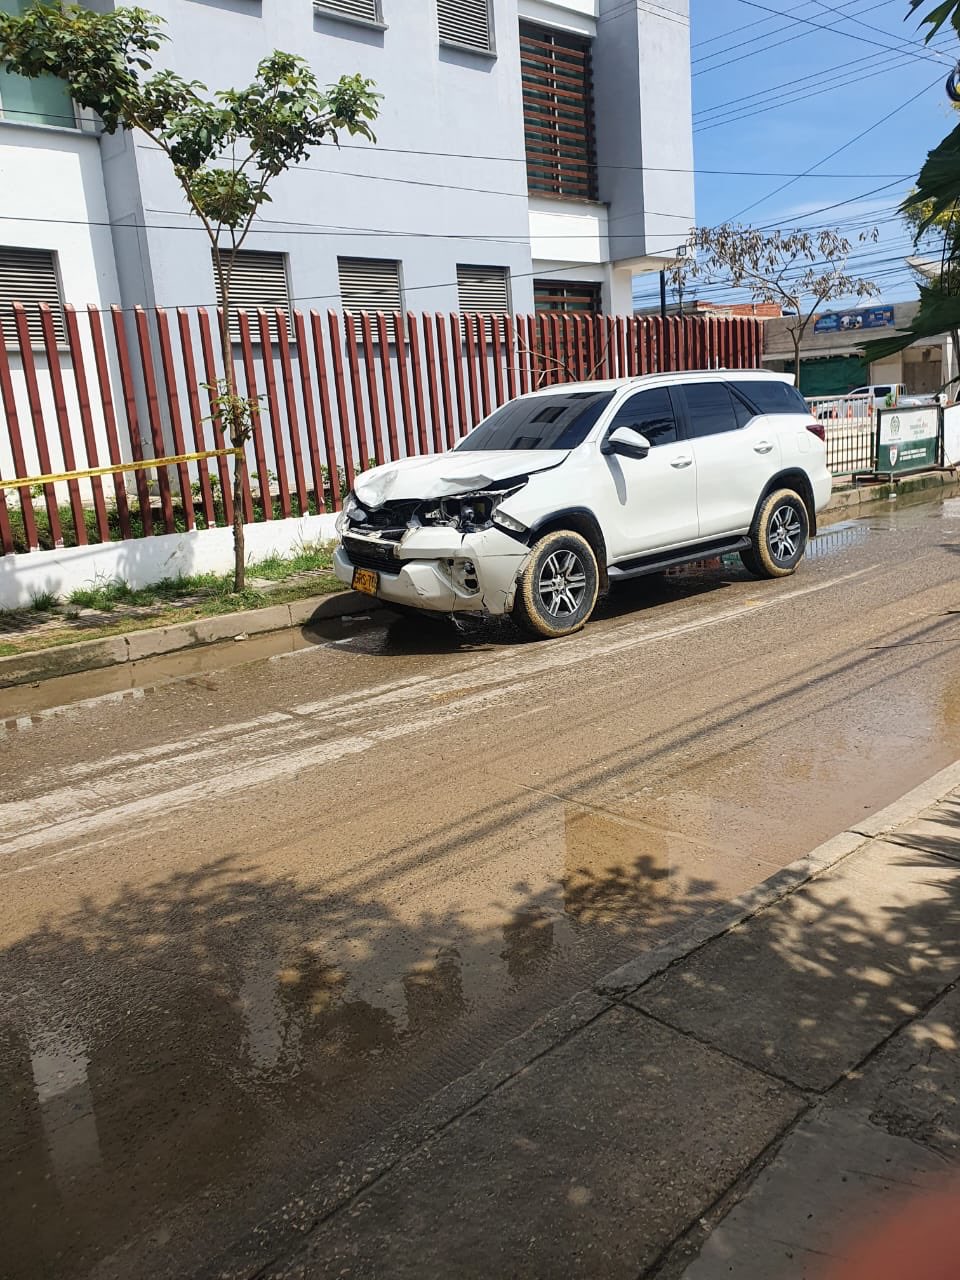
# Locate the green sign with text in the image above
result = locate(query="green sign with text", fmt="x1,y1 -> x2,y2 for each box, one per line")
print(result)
876,407 -> 941,476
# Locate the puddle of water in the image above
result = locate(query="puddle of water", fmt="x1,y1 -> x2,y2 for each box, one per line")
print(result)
805,523 -> 871,559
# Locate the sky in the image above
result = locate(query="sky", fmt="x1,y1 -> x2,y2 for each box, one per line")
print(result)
631,0 -> 960,310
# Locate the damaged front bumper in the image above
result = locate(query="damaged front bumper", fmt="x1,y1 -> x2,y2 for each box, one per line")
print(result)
334,524 -> 529,616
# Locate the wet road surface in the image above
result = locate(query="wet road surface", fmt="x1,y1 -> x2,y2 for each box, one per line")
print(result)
3,493 -> 960,1278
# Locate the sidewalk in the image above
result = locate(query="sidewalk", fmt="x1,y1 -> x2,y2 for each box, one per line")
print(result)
205,765 -> 960,1280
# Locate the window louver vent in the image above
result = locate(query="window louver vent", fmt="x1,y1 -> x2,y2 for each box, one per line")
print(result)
315,0 -> 381,23
213,250 -> 291,342
456,264 -> 511,314
438,0 -> 493,52
0,246 -> 65,346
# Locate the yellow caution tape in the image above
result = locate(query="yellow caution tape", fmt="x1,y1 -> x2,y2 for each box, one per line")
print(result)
0,447 -> 243,491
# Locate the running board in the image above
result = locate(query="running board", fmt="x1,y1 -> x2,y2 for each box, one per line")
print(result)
608,537 -> 751,581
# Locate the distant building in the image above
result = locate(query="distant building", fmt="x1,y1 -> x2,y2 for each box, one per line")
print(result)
763,301 -> 957,397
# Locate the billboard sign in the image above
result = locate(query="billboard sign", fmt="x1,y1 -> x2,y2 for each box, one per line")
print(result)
814,305 -> 895,335
876,407 -> 941,475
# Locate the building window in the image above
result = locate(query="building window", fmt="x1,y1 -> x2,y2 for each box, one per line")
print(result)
212,249 -> 291,341
521,22 -> 596,201
0,0 -> 76,128
314,0 -> 383,25
0,246 -> 65,345
456,264 -> 511,314
437,0 -> 494,53
338,256 -> 403,338
534,279 -> 602,314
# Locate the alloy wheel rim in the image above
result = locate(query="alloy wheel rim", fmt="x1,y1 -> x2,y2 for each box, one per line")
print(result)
769,504 -> 803,563
537,549 -> 587,617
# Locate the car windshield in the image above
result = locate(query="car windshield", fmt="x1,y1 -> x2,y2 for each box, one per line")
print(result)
455,390 -> 615,451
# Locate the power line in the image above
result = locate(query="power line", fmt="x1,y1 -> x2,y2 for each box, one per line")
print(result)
728,0 -> 950,64
694,37 -> 954,132
724,73 -> 944,223
692,0 -> 889,66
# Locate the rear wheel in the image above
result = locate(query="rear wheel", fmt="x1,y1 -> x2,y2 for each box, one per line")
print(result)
513,530 -> 599,638
740,488 -> 809,578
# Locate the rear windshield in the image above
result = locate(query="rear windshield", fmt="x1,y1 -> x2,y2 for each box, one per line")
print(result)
456,391 -> 615,451
728,379 -> 810,416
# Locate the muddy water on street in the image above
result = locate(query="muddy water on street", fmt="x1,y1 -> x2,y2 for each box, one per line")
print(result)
4,496 -> 960,1278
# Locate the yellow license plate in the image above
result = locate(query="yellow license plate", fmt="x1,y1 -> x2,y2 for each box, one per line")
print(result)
352,566 -> 379,596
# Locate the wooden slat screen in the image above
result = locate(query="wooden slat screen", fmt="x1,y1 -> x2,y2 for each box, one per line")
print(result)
0,246 -> 65,345
456,264 -> 510,313
521,23 -> 597,201
438,0 -> 493,52
213,249 -> 291,341
314,0 -> 381,22
534,279 -> 602,314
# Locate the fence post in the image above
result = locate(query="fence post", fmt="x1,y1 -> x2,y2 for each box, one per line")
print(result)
155,308 -> 196,530
434,313 -> 457,449
275,311 -> 310,514
198,308 -> 240,524
344,311 -> 370,472
309,311 -> 342,508
327,310 -> 357,488
0,314 -> 39,550
292,309 -> 328,511
14,303 -> 63,546
176,309 -> 217,528
255,310 -> 293,518
64,306 -> 110,542
360,313 -> 385,467
237,311 -> 273,520
422,315 -> 445,452
375,312 -> 401,461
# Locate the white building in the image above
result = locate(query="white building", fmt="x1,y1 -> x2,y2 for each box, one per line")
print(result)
0,0 -> 694,328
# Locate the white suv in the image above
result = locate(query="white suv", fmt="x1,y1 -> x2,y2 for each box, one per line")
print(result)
334,371 -> 832,638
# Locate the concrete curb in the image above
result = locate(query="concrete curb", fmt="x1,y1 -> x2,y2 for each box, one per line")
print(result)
0,590 -> 379,690
823,468 -> 957,520
200,761 -> 960,1280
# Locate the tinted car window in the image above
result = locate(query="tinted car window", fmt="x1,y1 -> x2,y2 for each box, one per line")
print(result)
683,381 -> 741,438
607,387 -> 678,446
730,388 -> 756,430
730,379 -> 810,416
456,390 -> 614,451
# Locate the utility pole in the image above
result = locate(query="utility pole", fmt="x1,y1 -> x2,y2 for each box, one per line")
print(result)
660,270 -> 667,321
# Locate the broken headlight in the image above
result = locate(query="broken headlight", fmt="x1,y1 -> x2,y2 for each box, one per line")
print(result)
335,491 -> 361,536
421,489 -> 527,534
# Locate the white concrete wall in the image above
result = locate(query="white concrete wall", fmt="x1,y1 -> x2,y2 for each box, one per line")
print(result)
0,512 -> 340,609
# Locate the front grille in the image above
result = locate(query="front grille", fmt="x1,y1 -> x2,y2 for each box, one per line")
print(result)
342,535 -> 403,575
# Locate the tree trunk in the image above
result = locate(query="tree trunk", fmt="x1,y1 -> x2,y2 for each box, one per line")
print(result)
216,265 -> 247,594
792,332 -> 802,388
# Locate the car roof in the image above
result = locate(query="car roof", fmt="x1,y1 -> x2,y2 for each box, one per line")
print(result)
522,369 -> 795,398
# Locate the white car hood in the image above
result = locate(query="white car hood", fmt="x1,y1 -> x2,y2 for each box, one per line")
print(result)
353,449 -> 567,508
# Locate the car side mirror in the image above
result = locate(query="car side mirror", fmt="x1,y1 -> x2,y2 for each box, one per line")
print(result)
601,425 -> 651,460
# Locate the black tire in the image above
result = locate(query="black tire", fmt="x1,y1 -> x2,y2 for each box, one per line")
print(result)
740,488 -> 809,578
512,530 -> 600,638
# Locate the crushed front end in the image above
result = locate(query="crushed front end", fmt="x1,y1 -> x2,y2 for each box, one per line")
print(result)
333,487 -> 531,617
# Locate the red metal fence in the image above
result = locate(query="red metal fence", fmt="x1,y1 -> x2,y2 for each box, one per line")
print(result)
0,305 -> 764,555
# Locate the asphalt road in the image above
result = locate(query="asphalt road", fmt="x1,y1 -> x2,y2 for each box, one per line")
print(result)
3,491 -> 960,1279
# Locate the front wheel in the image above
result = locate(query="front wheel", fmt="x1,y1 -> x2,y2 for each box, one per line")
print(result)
513,530 -> 600,638
740,488 -> 809,578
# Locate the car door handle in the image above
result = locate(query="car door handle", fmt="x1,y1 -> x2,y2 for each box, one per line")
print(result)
670,456 -> 693,468
753,441 -> 774,454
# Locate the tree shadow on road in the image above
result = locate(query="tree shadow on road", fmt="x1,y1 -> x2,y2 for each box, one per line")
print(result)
0,838 -> 723,1280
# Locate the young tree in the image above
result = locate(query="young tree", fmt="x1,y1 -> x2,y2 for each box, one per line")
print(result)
671,225 -> 878,387
0,4 -> 378,590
